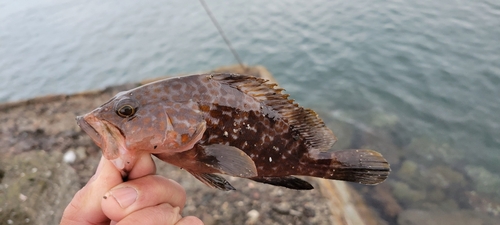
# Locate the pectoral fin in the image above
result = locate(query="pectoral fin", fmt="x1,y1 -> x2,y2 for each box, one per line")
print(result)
198,144 -> 258,178
189,171 -> 235,191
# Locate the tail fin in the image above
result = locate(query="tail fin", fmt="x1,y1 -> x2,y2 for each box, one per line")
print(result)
311,149 -> 390,185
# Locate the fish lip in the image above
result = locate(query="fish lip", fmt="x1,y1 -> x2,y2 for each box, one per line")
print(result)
76,115 -> 103,148
77,114 -> 135,175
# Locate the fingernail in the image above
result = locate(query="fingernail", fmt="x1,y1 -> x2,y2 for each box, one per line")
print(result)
109,187 -> 138,208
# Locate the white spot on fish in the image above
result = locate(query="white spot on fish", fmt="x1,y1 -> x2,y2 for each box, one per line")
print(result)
208,134 -> 219,142
269,157 -> 272,162
223,131 -> 228,137
245,124 -> 257,132
272,146 -> 279,151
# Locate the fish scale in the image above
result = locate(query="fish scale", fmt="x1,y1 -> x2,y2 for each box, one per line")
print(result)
76,73 -> 390,190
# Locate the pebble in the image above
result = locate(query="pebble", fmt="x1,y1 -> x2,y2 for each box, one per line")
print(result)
303,206 -> 316,217
63,150 -> 76,164
289,209 -> 301,216
246,209 -> 259,224
273,202 -> 291,214
75,146 -> 87,160
19,193 -> 27,202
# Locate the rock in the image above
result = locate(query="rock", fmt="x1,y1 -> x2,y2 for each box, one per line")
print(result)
75,146 -> 87,160
405,138 -> 464,165
391,181 -> 426,206
371,112 -> 400,129
466,191 -> 500,216
397,160 -> 418,178
289,209 -> 302,216
426,166 -> 465,189
426,189 -> 446,203
397,209 -> 495,225
63,150 -> 76,163
396,160 -> 466,205
303,205 -> 316,217
0,150 -> 80,225
371,183 -> 403,218
395,160 -> 426,190
246,209 -> 259,225
273,202 -> 291,214
465,165 -> 500,200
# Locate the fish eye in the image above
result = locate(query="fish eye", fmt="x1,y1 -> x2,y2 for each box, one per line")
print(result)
116,104 -> 136,118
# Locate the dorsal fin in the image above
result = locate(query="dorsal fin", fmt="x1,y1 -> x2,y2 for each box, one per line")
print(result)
211,73 -> 337,152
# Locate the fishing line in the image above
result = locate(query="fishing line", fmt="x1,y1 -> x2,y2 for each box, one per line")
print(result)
199,0 -> 246,70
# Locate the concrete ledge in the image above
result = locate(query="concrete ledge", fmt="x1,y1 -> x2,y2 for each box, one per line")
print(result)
0,65 -> 381,225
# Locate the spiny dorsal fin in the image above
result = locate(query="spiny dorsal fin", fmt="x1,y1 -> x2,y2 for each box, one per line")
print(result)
212,73 -> 337,152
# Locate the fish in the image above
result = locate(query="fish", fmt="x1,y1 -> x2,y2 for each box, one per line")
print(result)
76,73 -> 390,191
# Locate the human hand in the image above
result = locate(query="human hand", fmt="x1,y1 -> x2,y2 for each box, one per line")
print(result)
60,153 -> 203,225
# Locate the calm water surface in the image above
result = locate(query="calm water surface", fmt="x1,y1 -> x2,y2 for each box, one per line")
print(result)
1,0 -> 499,223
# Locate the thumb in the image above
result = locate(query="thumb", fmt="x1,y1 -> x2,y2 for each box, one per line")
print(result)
60,155 -> 123,225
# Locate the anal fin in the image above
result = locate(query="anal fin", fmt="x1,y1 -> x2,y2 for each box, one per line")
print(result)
189,171 -> 235,191
199,144 -> 258,178
250,176 -> 314,190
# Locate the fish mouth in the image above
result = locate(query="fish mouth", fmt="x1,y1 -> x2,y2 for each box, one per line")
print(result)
76,113 -> 135,176
76,115 -> 103,148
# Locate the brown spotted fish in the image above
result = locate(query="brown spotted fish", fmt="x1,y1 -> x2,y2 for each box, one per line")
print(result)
77,73 -> 390,190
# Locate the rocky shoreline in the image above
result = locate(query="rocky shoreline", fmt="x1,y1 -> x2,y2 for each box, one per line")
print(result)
0,65 -> 384,225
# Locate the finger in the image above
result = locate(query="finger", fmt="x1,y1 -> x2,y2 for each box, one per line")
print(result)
176,216 -> 205,225
60,155 -> 123,225
114,203 -> 182,225
102,176 -> 187,221
127,153 -> 156,180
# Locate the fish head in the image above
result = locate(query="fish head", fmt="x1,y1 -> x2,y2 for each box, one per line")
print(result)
76,88 -> 185,175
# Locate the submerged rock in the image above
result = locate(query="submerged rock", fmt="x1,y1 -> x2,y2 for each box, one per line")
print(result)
397,209 -> 495,225
466,191 -> 500,217
397,160 -> 418,178
465,165 -> 500,201
426,165 -> 466,189
404,137 -> 464,165
371,112 -> 400,129
391,181 -> 426,206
